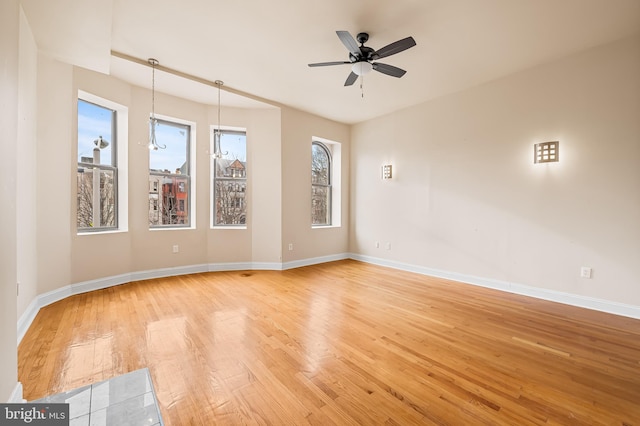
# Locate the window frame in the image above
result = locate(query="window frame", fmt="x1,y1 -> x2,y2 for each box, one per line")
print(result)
211,127 -> 248,228
311,141 -> 332,226
311,137 -> 341,229
76,92 -> 128,234
148,116 -> 195,229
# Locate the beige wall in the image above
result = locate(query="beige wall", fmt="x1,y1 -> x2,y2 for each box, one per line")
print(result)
17,5 -> 38,330
350,34 -> 640,307
28,61 -> 348,303
248,108 -> 283,264
0,0 -> 19,402
281,107 -> 350,262
206,106 -> 283,265
71,68 -> 134,281
36,55 -> 73,294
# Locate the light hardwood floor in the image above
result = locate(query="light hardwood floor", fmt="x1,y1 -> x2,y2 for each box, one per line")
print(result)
19,260 -> 640,425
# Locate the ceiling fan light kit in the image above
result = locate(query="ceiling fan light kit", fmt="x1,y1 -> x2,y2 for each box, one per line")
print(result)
308,30 -> 416,87
352,61 -> 372,76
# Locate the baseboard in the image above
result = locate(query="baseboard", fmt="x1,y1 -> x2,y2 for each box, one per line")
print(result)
18,254 -> 639,347
71,272 -> 132,295
17,298 -> 40,344
206,254 -> 350,272
208,262 -> 280,271
350,253 -> 640,320
131,264 -> 209,282
282,253 -> 350,270
7,382 -> 24,403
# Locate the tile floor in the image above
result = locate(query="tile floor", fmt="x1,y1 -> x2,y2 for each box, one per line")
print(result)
33,368 -> 164,426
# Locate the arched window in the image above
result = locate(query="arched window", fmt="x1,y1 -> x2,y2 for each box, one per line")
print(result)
311,141 -> 331,225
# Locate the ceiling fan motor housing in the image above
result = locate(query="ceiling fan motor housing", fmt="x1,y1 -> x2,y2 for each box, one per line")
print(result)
356,32 -> 369,44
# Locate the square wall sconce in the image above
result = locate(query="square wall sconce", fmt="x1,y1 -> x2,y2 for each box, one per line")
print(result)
534,141 -> 559,164
382,164 -> 393,179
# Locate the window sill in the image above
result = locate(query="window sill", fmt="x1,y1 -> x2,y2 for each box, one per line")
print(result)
312,224 -> 341,229
211,226 -> 247,230
77,228 -> 128,236
149,226 -> 195,231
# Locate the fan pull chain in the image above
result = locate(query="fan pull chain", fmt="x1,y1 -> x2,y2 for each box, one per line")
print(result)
360,76 -> 364,98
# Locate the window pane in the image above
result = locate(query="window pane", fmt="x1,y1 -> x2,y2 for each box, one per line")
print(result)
78,100 -> 114,166
311,141 -> 332,225
214,180 -> 247,225
311,186 -> 330,225
77,98 -> 117,231
149,175 -> 190,226
219,131 -> 246,163
77,167 -> 116,229
150,120 -> 189,173
149,119 -> 191,227
213,130 -> 247,226
312,143 -> 330,185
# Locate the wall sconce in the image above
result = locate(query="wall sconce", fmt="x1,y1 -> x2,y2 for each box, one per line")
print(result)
534,141 -> 559,164
382,164 -> 393,179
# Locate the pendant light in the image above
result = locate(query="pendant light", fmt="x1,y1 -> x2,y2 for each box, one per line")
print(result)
213,80 -> 226,158
148,58 -> 165,150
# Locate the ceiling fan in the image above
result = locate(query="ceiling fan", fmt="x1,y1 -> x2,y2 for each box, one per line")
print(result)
308,31 -> 416,86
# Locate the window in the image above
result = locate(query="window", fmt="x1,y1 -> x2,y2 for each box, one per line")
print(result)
77,99 -> 118,231
311,141 -> 332,225
212,129 -> 247,226
149,119 -> 191,227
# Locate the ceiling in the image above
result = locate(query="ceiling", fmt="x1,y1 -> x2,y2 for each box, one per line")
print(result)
21,0 -> 640,124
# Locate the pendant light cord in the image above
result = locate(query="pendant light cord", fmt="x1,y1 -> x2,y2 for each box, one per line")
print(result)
214,80 -> 226,158
148,58 -> 165,150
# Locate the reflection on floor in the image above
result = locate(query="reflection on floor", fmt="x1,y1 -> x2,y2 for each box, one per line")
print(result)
33,368 -> 163,426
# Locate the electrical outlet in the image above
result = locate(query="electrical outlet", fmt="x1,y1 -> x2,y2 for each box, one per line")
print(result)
580,267 -> 592,279
375,241 -> 380,248
172,245 -> 179,253
288,243 -> 293,251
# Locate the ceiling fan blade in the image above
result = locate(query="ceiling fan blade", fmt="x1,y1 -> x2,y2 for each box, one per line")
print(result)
344,71 -> 358,86
308,61 -> 351,67
336,31 -> 361,57
375,36 -> 416,59
372,62 -> 407,78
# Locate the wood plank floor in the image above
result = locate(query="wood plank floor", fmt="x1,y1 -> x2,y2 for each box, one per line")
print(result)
19,260 -> 640,425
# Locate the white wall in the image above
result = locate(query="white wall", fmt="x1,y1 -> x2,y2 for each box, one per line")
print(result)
351,34 -> 640,309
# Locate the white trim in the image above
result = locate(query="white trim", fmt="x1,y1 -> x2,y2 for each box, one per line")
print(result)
8,382 -> 24,403
72,272 -> 131,295
283,253 -> 350,270
130,264 -> 209,282
208,262 -> 282,271
350,254 -> 640,320
208,262 -> 255,272
18,254 -> 640,346
17,298 -> 39,344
